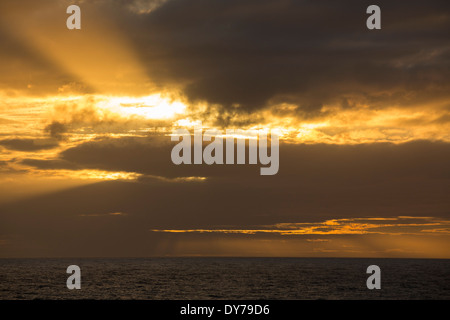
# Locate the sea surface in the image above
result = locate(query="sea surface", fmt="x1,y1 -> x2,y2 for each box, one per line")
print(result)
0,258 -> 448,300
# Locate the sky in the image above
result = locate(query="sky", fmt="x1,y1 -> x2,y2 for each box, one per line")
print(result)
0,0 -> 449,258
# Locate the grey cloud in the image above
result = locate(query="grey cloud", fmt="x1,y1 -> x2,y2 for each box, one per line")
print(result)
0,18 -> 79,95
20,158 -> 81,170
57,136 -> 450,215
57,135 -> 450,181
44,121 -> 68,140
0,138 -> 59,151
121,0 -> 450,114
2,0 -> 449,116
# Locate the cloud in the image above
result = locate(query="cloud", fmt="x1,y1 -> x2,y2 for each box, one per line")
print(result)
43,95 -> 178,137
0,180 -> 448,257
20,158 -> 81,170
0,138 -> 59,151
1,0 -> 449,117
11,136 -> 445,224
55,136 -> 450,181
126,0 -> 169,14
0,13 -> 76,96
121,0 -> 450,114
44,121 -> 68,140
79,212 -> 127,217
150,216 -> 450,236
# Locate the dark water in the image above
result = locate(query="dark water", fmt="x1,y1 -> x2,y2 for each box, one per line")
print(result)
0,258 -> 448,300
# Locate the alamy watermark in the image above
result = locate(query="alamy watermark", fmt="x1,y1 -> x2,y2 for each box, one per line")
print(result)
366,265 -> 381,289
65,5 -> 380,30
170,123 -> 279,175
66,265 -> 81,289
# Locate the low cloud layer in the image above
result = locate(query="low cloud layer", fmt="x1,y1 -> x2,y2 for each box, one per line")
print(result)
0,138 -> 59,151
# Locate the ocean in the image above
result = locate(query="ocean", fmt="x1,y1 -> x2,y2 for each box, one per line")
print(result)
0,258 -> 448,300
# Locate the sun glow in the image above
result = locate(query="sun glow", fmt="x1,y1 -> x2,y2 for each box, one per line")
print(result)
98,94 -> 187,119
29,169 -> 142,181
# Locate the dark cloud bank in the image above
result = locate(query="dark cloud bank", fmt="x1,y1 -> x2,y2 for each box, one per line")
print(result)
1,0 -> 449,256
0,138 -> 59,151
2,138 -> 448,256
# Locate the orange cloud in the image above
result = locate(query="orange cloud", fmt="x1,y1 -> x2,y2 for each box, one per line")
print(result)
150,216 -> 450,236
